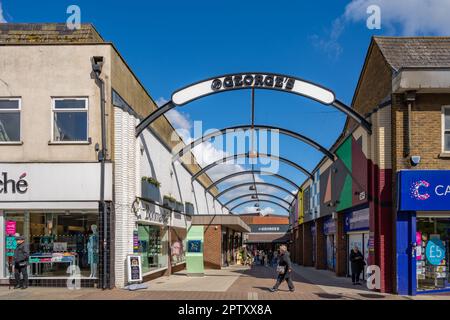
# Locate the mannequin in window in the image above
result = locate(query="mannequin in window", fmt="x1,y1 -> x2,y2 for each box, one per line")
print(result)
87,225 -> 99,278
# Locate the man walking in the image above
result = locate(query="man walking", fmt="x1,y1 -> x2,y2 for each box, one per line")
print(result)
270,245 -> 295,292
14,235 -> 29,289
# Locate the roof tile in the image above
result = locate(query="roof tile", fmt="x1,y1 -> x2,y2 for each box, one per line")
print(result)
374,37 -> 450,70
0,23 -> 104,44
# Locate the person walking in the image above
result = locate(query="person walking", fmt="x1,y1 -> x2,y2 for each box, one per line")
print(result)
349,245 -> 365,285
270,245 -> 295,292
13,235 -> 29,289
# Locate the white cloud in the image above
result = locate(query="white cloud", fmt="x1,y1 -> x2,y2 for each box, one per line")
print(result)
344,0 -> 450,36
261,207 -> 275,215
156,97 -> 168,107
166,109 -> 192,132
164,101 -> 287,208
284,190 -> 297,202
241,206 -> 275,215
0,2 -> 7,23
313,0 -> 450,58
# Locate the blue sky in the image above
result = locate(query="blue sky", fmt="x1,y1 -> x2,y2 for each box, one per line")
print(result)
2,0 -> 449,214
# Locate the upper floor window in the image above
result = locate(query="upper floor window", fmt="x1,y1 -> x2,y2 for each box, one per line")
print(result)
0,98 -> 21,142
444,106 -> 450,153
52,98 -> 88,142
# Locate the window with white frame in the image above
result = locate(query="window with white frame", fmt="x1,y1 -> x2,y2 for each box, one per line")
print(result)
0,98 -> 21,142
52,98 -> 88,142
444,106 -> 450,152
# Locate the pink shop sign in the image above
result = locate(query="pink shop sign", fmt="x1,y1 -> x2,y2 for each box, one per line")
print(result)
5,220 -> 16,236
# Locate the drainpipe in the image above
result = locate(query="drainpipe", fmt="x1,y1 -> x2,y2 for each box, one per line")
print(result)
92,56 -> 108,289
405,91 -> 416,158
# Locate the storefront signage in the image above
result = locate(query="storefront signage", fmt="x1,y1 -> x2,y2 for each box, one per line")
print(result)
187,240 -> 202,253
344,208 -> 369,232
5,220 -> 16,235
132,198 -> 170,225
133,230 -> 139,254
127,255 -> 143,283
398,170 -> 450,211
171,73 -> 335,106
416,232 -> 422,261
6,236 -> 16,253
323,216 -> 336,235
250,224 -> 289,233
0,163 -> 113,204
425,239 -> 446,266
0,172 -> 28,194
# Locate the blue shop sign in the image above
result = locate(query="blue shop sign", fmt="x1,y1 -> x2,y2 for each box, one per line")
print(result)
323,216 -> 336,235
398,170 -> 450,211
344,208 -> 369,233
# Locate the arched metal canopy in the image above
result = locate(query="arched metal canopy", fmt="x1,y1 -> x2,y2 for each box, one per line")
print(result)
223,193 -> 291,208
216,181 -> 296,200
173,125 -> 335,163
230,199 -> 290,214
206,170 -> 299,192
135,72 -> 372,136
192,152 -> 313,182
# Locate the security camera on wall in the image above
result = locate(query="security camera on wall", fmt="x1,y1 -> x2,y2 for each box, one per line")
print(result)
411,155 -> 421,166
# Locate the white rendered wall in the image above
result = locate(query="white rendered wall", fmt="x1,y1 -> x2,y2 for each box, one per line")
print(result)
114,106 -> 229,287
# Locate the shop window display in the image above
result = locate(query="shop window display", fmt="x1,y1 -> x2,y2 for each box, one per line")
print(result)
137,224 -> 168,274
170,228 -> 186,266
4,211 -> 98,278
416,217 -> 450,291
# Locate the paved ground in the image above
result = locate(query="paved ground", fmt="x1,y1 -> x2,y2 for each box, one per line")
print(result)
0,263 -> 449,300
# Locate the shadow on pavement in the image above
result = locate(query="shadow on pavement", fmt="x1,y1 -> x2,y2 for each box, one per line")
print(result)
358,293 -> 386,299
292,265 -> 373,292
314,293 -> 360,300
252,286 -> 273,292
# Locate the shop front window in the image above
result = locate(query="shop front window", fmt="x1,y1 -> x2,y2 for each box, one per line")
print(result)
137,224 -> 168,274
170,228 -> 186,266
417,217 -> 450,291
4,211 -> 98,278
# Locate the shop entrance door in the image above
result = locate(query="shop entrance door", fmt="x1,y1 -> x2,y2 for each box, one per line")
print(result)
347,231 -> 369,279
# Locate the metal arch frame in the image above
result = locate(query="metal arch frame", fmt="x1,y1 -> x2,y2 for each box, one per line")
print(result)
216,181 -> 295,200
206,170 -> 299,192
223,193 -> 291,208
230,199 -> 290,213
173,125 -> 335,162
191,152 -> 313,182
135,72 -> 372,136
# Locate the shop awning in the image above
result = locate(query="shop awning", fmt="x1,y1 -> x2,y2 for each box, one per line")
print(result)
191,215 -> 251,233
244,233 -> 290,243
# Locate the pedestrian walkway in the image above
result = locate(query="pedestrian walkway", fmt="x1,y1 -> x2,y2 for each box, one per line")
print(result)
0,264 -> 449,300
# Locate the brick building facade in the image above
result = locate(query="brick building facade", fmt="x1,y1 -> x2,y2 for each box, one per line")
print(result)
291,37 -> 450,296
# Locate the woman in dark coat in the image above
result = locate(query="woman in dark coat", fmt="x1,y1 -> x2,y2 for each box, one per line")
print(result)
349,245 -> 365,285
13,236 -> 29,289
270,245 -> 295,292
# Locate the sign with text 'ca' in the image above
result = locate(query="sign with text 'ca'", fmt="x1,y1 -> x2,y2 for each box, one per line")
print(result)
398,170 -> 450,211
